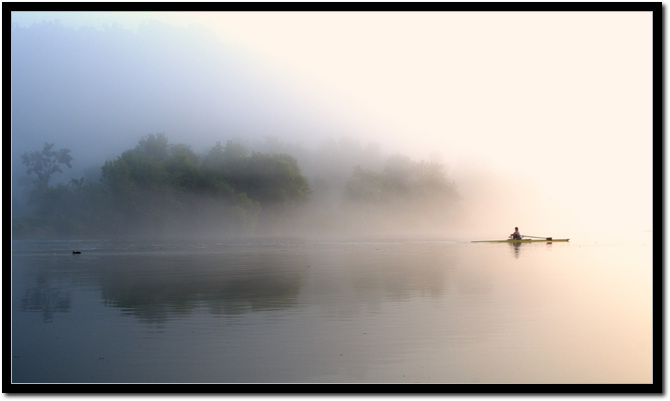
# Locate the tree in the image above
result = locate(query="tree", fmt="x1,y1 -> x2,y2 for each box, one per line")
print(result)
345,154 -> 458,210
234,152 -> 310,207
97,135 -> 267,236
21,143 -> 73,185
135,133 -> 169,160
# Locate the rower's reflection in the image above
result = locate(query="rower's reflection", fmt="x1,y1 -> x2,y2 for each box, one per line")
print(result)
510,242 -> 555,258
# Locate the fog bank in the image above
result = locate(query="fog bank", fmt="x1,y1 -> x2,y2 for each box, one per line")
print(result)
11,11 -> 654,241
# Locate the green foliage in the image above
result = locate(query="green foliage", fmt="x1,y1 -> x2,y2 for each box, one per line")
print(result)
14,134 -> 314,238
136,133 -> 170,160
13,134 -> 459,238
201,141 -> 310,208
234,152 -> 310,207
13,180 -> 109,237
346,155 -> 456,204
97,135 -> 267,236
344,154 -> 459,228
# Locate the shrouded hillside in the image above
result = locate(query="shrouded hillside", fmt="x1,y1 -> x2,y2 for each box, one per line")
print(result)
10,11 -> 654,241
13,134 -> 460,239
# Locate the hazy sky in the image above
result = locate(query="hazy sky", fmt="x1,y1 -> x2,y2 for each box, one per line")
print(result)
11,10 -> 654,238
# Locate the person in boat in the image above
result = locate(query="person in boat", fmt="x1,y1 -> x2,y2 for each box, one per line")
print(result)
510,227 -> 522,240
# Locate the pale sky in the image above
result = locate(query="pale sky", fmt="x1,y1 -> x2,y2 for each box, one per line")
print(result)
11,10 -> 655,238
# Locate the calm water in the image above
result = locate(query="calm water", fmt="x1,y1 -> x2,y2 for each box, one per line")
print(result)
10,234 -> 653,384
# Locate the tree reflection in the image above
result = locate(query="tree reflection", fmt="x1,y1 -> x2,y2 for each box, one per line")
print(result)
97,252 -> 306,324
14,240 -> 458,326
20,274 -> 71,322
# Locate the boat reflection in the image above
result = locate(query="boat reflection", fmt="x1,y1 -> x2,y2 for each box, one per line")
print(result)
508,241 -> 560,258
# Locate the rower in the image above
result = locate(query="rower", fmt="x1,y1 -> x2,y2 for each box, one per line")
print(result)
510,227 -> 522,240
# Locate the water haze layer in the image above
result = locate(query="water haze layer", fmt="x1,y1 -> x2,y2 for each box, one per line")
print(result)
11,235 -> 653,384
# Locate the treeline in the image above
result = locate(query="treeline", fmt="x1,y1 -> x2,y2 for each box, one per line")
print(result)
12,134 -> 459,239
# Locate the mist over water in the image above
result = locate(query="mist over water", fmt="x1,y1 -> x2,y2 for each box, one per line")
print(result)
9,9 -> 656,387
11,12 -> 653,242
11,236 -> 652,383
10,18 -> 458,240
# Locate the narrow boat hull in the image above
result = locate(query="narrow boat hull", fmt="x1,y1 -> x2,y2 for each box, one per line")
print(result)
471,238 -> 570,243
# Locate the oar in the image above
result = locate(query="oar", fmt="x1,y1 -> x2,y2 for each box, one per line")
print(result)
522,235 -> 553,240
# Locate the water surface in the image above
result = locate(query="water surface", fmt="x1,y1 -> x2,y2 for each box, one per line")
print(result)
11,235 -> 653,384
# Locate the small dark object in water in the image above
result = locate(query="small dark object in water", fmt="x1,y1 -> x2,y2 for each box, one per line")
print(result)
72,251 -> 81,254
